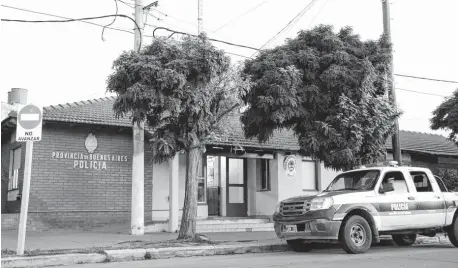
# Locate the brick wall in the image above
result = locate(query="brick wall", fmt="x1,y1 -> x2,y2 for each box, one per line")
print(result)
2,122 -> 153,230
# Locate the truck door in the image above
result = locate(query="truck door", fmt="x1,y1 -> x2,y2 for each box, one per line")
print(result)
409,170 -> 446,228
376,170 -> 418,231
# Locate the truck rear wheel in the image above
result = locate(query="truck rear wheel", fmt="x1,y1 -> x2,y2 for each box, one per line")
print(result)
446,214 -> 458,247
392,234 -> 417,246
286,239 -> 312,252
339,215 -> 372,254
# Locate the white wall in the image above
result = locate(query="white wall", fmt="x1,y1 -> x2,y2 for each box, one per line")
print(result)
255,157 -> 279,216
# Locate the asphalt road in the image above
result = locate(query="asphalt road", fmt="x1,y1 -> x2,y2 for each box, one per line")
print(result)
65,244 -> 457,268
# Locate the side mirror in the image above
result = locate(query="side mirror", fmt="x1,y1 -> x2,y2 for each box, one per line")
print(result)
379,182 -> 394,193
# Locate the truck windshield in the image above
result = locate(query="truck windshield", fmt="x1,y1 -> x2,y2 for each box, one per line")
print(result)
324,169 -> 380,192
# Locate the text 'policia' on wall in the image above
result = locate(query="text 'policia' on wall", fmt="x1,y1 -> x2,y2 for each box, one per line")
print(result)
51,151 -> 129,170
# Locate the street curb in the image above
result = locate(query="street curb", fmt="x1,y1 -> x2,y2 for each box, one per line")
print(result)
1,253 -> 106,268
1,243 -> 290,268
0,238 -> 450,268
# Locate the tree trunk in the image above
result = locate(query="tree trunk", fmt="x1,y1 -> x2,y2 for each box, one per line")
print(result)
177,144 -> 202,240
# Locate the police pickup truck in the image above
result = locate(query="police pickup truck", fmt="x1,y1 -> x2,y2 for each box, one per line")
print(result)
273,161 -> 458,254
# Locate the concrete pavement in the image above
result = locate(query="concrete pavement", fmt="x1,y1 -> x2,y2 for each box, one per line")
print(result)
1,224 -> 279,251
63,243 -> 458,268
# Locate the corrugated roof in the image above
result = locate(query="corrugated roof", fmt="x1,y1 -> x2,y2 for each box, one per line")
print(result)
27,96 -> 456,156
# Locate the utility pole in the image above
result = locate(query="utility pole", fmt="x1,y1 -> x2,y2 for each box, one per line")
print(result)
131,0 -> 145,236
382,0 -> 402,165
198,0 -> 203,34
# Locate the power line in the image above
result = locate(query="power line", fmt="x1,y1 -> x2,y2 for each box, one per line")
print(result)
396,88 -> 448,98
101,0 -> 119,41
150,27 -> 262,51
1,4 -> 134,35
395,74 -> 458,84
307,0 -> 329,27
253,0 -> 317,56
212,0 -> 270,33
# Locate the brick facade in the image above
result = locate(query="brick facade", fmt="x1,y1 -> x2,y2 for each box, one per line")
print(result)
1,122 -> 153,230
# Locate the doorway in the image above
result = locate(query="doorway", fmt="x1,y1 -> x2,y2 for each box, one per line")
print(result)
226,158 -> 247,217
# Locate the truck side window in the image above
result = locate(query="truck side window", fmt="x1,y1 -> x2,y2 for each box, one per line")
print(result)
381,171 -> 409,194
435,176 -> 449,192
410,172 -> 433,192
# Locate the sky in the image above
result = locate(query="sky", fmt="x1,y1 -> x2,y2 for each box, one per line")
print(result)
1,0 -> 457,136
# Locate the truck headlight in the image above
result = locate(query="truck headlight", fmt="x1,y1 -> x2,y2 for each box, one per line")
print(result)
274,202 -> 281,213
310,197 -> 333,211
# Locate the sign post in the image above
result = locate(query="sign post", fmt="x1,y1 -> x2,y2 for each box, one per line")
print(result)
16,104 -> 42,255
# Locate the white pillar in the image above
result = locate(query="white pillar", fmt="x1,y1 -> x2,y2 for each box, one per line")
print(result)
168,153 -> 179,232
247,159 -> 257,216
131,122 -> 144,235
220,157 -> 227,216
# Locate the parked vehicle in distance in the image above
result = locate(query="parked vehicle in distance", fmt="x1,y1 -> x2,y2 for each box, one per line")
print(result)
273,161 -> 458,254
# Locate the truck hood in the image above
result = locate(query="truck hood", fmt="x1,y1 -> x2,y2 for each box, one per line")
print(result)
281,190 -> 367,203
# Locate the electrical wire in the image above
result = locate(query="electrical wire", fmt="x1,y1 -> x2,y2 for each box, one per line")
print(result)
150,27 -> 262,51
395,74 -> 458,84
1,5 -> 142,49
101,0 -> 119,41
307,0 -> 329,27
396,88 -> 448,98
253,0 -> 317,56
118,0 -> 135,8
212,0 -> 270,33
1,4 -> 134,35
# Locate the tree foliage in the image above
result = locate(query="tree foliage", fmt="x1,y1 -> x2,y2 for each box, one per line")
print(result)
106,34 -> 242,239
431,88 -> 458,145
241,25 -> 401,170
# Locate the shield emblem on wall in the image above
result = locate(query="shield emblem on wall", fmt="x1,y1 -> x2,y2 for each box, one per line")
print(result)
85,133 -> 98,154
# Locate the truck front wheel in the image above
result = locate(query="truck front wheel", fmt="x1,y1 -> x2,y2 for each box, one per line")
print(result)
446,214 -> 458,247
286,239 -> 312,252
339,215 -> 373,254
392,234 -> 417,246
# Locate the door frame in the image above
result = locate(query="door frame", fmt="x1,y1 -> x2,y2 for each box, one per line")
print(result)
225,157 -> 248,217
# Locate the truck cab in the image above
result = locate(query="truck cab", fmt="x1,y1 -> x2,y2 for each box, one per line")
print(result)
273,161 -> 458,254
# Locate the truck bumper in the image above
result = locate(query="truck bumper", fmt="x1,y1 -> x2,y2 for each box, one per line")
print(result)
274,219 -> 342,241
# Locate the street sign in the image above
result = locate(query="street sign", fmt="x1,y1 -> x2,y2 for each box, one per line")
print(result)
16,104 -> 43,142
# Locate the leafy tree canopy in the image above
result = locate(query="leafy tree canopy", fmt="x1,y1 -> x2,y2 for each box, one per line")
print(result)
431,88 -> 458,145
241,25 -> 401,170
106,34 -> 240,162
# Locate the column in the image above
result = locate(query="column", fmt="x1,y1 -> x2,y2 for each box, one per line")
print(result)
131,123 -> 144,235
220,157 -> 227,216
168,153 -> 179,232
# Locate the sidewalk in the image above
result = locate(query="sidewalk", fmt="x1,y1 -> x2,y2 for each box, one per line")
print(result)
1,224 -> 280,252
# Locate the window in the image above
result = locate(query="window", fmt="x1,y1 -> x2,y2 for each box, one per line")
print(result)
197,156 -> 207,203
380,171 -> 409,194
8,147 -> 21,201
326,170 -> 379,192
435,176 -> 449,192
260,159 -> 270,191
411,172 -> 433,192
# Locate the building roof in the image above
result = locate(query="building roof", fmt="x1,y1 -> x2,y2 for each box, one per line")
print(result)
3,96 -> 458,156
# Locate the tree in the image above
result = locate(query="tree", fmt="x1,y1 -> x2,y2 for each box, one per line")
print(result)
240,25 -> 401,171
106,34 -> 242,239
431,88 -> 458,145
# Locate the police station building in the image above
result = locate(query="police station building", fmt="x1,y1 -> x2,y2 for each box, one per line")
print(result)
2,89 -> 458,232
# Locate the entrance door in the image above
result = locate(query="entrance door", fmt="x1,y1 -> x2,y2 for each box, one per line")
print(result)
226,158 -> 247,217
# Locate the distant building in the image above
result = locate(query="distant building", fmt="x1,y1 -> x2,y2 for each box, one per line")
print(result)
2,94 -> 458,232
